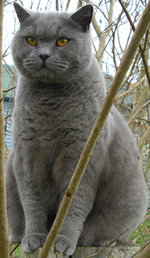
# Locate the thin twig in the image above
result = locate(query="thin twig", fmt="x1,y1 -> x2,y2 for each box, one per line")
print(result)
3,86 -> 16,93
138,226 -> 147,244
115,75 -> 146,103
138,126 -> 150,150
85,229 -> 128,258
132,241 -> 150,258
128,99 -> 150,128
56,0 -> 59,11
10,244 -> 19,256
65,0 -> 71,11
86,0 -> 114,64
4,113 -> 12,120
118,0 -> 150,88
77,0 -> 82,8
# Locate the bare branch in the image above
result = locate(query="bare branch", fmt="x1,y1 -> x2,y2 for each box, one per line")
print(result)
128,86 -> 149,129
0,0 -> 9,256
87,0 -> 114,65
138,126 -> 150,150
56,0 -> 59,11
85,229 -> 128,258
65,0 -> 71,10
132,242 -> 150,258
118,0 -> 150,87
115,75 -> 146,103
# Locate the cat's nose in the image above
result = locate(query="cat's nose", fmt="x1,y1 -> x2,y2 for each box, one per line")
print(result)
39,54 -> 49,62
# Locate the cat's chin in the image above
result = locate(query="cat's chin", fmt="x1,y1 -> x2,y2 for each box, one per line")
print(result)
32,71 -> 64,84
25,68 -> 60,83
37,69 -> 55,82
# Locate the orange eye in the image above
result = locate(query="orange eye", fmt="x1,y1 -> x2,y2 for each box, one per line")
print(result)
26,37 -> 38,46
56,38 -> 69,47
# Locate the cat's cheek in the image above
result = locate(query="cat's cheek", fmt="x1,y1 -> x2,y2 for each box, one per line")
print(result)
23,59 -> 42,70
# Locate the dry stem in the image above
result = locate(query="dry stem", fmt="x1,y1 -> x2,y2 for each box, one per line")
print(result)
138,126 -> 150,150
132,242 -> 150,258
118,0 -> 150,88
85,230 -> 128,258
85,0 -> 114,65
0,0 -> 9,257
115,75 -> 146,103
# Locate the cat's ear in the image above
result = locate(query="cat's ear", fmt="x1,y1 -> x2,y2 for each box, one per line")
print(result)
70,4 -> 93,28
14,3 -> 31,24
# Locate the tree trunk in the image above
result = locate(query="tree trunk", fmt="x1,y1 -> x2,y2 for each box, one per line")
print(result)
0,0 -> 9,257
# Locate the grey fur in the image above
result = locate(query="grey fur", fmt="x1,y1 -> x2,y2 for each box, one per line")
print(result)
6,3 -> 148,255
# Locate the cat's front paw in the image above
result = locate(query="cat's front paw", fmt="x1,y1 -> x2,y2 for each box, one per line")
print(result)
21,233 -> 47,253
55,234 -> 77,256
9,233 -> 22,243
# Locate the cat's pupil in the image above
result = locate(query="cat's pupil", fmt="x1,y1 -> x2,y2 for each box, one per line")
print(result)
26,37 -> 37,46
56,38 -> 69,47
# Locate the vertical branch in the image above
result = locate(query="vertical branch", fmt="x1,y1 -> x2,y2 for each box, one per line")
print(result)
98,0 -> 114,65
118,0 -> 150,87
56,0 -> 59,11
0,0 -> 9,257
85,0 -> 114,66
111,10 -> 124,72
138,126 -> 150,151
128,86 -> 149,130
65,0 -> 71,11
77,0 -> 82,8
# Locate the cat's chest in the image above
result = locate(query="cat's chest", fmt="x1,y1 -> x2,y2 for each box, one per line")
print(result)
16,89 -> 86,139
15,82 -> 100,146
19,84 -> 87,123
25,94 -> 82,126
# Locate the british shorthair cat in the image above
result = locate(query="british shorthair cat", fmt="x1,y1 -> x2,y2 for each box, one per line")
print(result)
6,3 -> 148,255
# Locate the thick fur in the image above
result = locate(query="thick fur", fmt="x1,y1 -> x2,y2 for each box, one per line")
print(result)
6,3 -> 148,255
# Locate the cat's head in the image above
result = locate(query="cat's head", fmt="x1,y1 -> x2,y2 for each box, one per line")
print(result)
11,3 -> 93,83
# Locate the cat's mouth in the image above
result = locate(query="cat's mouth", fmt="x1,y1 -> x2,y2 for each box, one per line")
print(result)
41,60 -> 50,69
39,63 -> 53,73
34,65 -> 57,81
41,63 -> 46,68
23,57 -> 69,82
40,61 -> 55,72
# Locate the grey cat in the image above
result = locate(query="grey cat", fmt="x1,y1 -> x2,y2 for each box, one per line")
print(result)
6,3 -> 148,256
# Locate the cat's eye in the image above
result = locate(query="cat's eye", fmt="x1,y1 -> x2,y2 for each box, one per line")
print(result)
26,37 -> 38,46
56,38 -> 69,47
